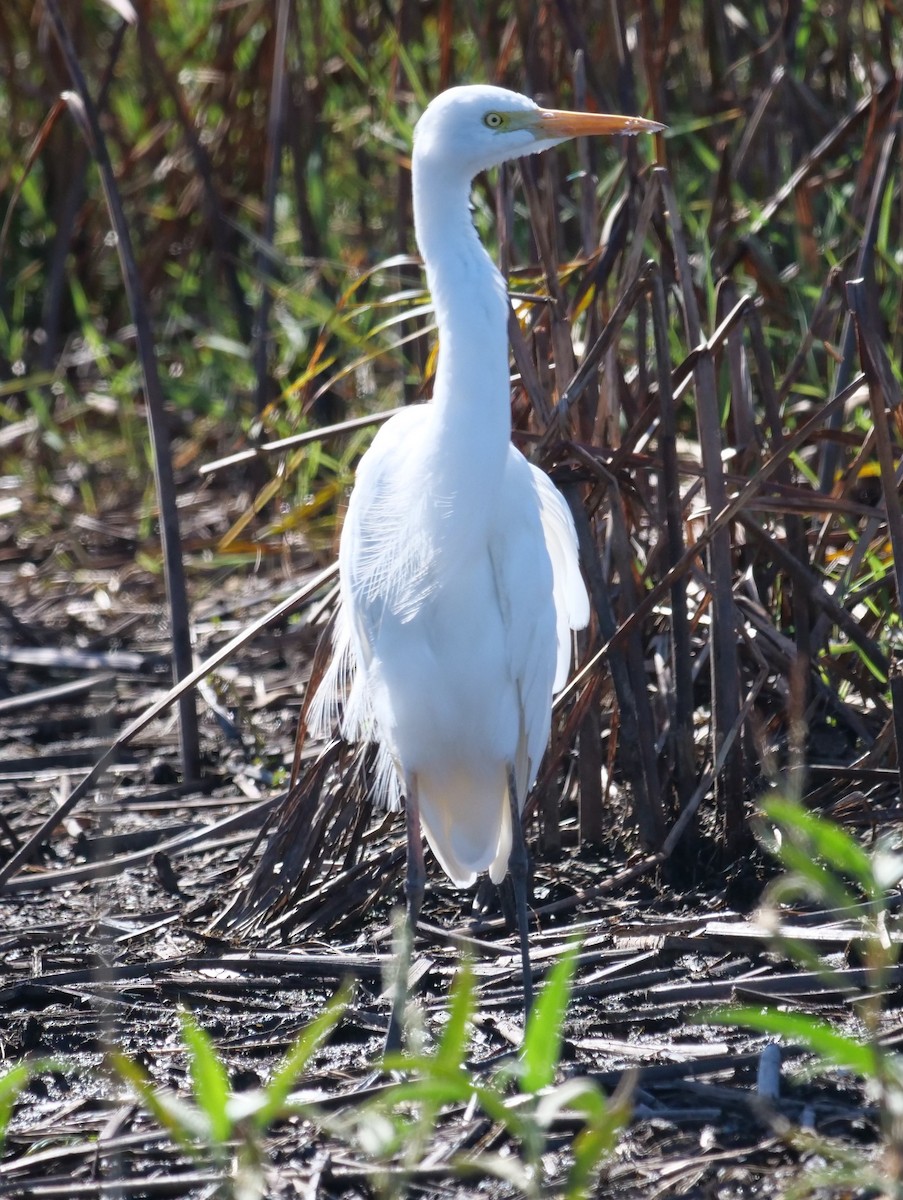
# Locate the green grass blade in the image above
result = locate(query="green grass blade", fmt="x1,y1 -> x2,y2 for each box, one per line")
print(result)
521,939 -> 580,1093
705,1006 -> 880,1077
762,797 -> 877,896
110,1052 -> 212,1150
765,845 -> 863,914
436,960 -> 476,1074
564,1079 -> 632,1200
254,982 -> 351,1130
0,1061 -> 38,1151
179,1009 -> 232,1143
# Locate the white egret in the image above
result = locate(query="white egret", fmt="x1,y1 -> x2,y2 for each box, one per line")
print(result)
309,84 -> 662,1050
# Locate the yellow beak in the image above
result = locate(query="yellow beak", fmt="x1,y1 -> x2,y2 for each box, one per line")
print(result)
534,108 -> 665,138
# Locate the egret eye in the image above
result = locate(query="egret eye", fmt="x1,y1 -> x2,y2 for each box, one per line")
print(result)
483,112 -> 504,129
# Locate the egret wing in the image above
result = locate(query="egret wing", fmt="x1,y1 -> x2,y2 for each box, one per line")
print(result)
529,464 -> 590,691
308,407 -> 430,810
489,452 -> 560,808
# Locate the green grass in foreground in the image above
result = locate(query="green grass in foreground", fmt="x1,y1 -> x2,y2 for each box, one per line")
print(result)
0,943 -> 629,1199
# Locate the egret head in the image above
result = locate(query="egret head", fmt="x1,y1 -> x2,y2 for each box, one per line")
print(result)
413,84 -> 663,179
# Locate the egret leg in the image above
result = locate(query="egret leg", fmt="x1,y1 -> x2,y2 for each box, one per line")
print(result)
385,779 -> 425,1055
506,765 -> 533,1018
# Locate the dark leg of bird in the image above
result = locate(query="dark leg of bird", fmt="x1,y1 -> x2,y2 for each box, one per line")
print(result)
506,765 -> 533,1017
385,781 -> 425,1055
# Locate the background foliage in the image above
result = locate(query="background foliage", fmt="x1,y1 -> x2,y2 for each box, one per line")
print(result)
4,0 -> 903,855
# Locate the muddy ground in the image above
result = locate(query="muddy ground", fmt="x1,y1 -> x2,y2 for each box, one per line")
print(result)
0,531 -> 894,1198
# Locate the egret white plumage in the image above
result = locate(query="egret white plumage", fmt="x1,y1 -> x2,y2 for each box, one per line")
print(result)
309,84 -> 662,1050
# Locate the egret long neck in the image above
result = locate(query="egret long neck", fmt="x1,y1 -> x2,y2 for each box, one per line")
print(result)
413,164 -> 512,481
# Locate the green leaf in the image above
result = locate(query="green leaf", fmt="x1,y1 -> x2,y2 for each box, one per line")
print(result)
534,1077 -> 608,1129
0,1061 -> 36,1151
436,961 -> 476,1075
565,1078 -> 632,1200
532,1070 -> 633,1195
470,1082 -> 532,1142
521,939 -> 580,1093
363,1075 -> 476,1111
179,1010 -> 232,1144
762,797 -> 877,897
253,982 -> 351,1130
705,1007 -> 881,1078
110,1052 -> 212,1151
770,844 -> 863,913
